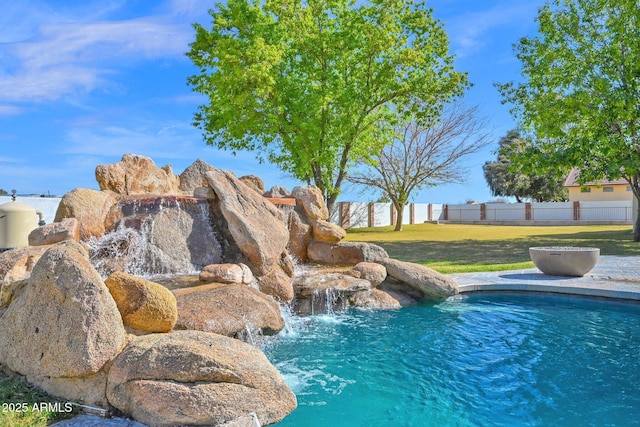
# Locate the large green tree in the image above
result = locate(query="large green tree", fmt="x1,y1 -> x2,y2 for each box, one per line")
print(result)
483,130 -> 569,202
187,0 -> 468,212
497,0 -> 640,240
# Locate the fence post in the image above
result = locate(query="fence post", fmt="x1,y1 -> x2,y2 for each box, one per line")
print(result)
368,203 -> 375,228
391,204 -> 397,226
410,204 -> 415,224
525,202 -> 532,221
428,204 -> 433,222
480,203 -> 486,221
573,201 -> 580,221
443,204 -> 448,221
340,202 -> 351,229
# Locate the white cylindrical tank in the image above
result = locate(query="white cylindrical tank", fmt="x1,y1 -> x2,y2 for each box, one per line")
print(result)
0,201 -> 39,250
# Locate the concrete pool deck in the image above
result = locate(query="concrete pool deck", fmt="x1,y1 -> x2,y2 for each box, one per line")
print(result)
449,255 -> 640,301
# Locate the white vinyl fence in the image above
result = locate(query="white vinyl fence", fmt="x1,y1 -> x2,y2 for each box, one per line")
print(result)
335,200 -> 634,228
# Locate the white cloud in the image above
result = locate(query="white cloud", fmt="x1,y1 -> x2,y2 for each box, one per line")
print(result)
0,105 -> 24,116
444,2 -> 538,58
0,2 -> 195,104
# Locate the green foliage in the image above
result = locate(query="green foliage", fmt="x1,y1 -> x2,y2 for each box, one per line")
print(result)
0,371 -> 79,426
497,0 -> 640,197
483,130 -> 569,202
187,0 -> 468,208
497,0 -> 640,239
0,189 -> 7,195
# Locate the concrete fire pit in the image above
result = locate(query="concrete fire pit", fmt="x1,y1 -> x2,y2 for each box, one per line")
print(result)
529,246 -> 600,277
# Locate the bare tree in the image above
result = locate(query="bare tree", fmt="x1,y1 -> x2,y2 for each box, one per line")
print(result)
348,103 -> 491,231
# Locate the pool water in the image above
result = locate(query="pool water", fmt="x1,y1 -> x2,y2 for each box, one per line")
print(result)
264,294 -> 640,426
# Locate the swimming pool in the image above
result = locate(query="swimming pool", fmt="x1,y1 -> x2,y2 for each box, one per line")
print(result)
264,294 -> 640,426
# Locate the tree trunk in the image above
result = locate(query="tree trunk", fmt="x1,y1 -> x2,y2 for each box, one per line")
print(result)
326,195 -> 337,220
634,197 -> 640,242
394,203 -> 404,231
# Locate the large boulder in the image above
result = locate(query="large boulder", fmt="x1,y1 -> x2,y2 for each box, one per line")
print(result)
239,175 -> 265,194
288,208 -> 313,261
205,169 -> 288,275
199,263 -> 254,285
264,185 -> 292,198
178,158 -> 217,195
95,154 -> 180,195
54,188 -> 118,240
173,284 -> 284,338
105,271 -> 178,333
291,186 -> 329,221
352,262 -> 387,287
376,258 -> 459,300
307,241 -> 389,265
0,241 -> 127,378
312,219 -> 346,243
292,272 -> 372,315
106,331 -> 297,426
255,267 -> 294,303
0,246 -> 49,282
28,218 -> 79,246
349,289 -> 401,310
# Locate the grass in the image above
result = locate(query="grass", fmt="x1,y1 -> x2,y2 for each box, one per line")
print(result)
0,371 -> 79,426
345,223 -> 639,273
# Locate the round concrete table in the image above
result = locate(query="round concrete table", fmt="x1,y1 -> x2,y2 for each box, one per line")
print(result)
529,246 -> 600,277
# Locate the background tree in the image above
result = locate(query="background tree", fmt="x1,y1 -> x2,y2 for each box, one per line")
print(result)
483,130 -> 568,202
0,189 -> 7,196
497,0 -> 640,240
187,0 -> 468,212
348,103 -> 491,231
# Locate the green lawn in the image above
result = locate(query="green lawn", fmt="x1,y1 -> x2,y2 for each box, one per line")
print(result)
345,223 -> 638,273
0,372 -> 79,426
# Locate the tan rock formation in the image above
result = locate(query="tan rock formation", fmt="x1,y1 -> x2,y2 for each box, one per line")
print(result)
312,219 -> 347,243
54,188 -> 118,240
352,262 -> 387,287
291,186 -> 329,221
95,154 -> 180,195
105,271 -> 178,333
239,175 -> 265,194
255,267 -> 294,303
173,283 -> 284,337
199,263 -> 253,285
0,241 -> 127,378
349,289 -> 401,310
28,217 -> 79,246
205,169 -> 288,275
106,331 -> 297,426
178,158 -> 217,195
376,258 -> 459,300
307,241 -> 389,265
287,208 -> 313,261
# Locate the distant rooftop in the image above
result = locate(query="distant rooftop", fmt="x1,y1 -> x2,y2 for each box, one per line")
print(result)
564,168 -> 628,187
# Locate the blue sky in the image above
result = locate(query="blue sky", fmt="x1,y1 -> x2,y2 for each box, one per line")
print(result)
1,0 -> 540,203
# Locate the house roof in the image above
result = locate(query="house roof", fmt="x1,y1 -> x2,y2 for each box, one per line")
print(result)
564,168 -> 628,187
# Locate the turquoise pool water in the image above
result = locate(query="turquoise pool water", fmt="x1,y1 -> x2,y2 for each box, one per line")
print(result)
264,294 -> 640,426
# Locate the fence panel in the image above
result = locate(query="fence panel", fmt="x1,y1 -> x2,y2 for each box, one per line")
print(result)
580,201 -> 633,221
373,203 -> 392,227
432,204 -> 444,221
348,202 -> 370,228
414,204 -> 428,223
531,202 -> 574,221
485,203 -> 526,221
447,204 -> 481,221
